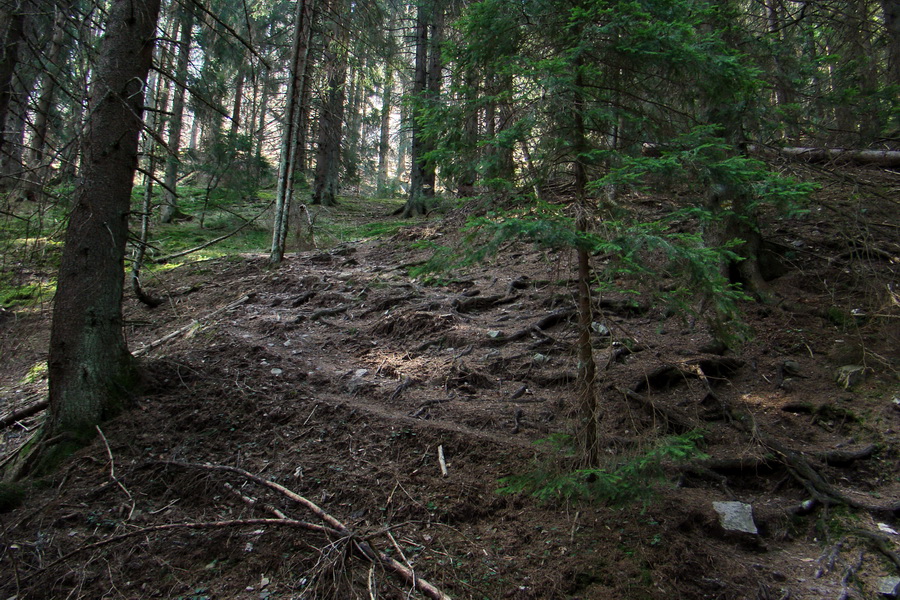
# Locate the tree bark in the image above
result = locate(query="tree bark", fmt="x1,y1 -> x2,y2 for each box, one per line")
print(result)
45,0 -> 161,448
884,0 -> 900,86
312,4 -> 348,207
0,5 -> 24,190
270,0 -> 315,264
161,6 -> 194,224
26,1 -> 72,200
572,61 -> 600,467
404,0 -> 443,217
376,66 -> 393,194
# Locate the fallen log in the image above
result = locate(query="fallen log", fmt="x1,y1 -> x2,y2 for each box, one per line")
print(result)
0,398 -> 48,429
756,146 -> 900,168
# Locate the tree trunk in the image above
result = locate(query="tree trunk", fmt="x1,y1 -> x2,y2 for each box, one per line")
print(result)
229,65 -> 245,138
26,1 -> 72,200
0,5 -> 24,190
270,0 -> 315,264
884,0 -> 900,86
44,0 -> 161,452
395,72 -> 410,188
571,62 -> 600,467
376,67 -> 393,195
312,7 -> 348,208
161,7 -> 194,223
404,0 -> 442,217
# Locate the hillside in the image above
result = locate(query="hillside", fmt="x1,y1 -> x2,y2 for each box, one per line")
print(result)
1,167 -> 899,599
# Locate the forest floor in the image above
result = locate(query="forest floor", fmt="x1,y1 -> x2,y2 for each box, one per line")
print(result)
1,165 -> 899,600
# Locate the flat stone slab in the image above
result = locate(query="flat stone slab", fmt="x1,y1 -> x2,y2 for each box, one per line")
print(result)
713,501 -> 758,535
879,577 -> 900,598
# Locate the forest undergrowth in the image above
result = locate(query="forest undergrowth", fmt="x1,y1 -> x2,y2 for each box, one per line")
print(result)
0,163 -> 898,599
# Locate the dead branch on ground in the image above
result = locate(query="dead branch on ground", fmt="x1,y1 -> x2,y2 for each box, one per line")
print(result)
162,460 -> 453,600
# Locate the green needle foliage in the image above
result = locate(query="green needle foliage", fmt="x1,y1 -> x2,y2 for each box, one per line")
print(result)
412,196 -> 753,344
498,430 -> 707,505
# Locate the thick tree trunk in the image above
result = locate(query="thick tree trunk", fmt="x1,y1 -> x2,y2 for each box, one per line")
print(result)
45,0 -> 161,448
229,66 -> 245,138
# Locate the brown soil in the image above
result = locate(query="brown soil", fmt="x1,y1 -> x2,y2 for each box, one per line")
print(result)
1,168 -> 899,600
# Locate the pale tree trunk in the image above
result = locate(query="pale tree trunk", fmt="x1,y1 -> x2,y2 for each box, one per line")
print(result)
42,0 -> 161,458
395,72 -> 410,187
270,0 -> 315,264
344,57 -> 365,187
376,67 -> 393,194
161,6 -> 194,223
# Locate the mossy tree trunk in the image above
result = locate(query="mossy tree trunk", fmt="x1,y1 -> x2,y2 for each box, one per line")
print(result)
45,0 -> 161,447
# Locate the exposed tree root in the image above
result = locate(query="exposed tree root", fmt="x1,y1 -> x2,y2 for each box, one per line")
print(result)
728,411 -> 900,516
623,388 -> 897,516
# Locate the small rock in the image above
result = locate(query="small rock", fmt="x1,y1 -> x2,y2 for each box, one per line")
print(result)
781,360 -> 802,377
713,501 -> 758,534
591,322 -> 610,336
533,353 -> 550,365
878,577 -> 900,598
834,365 -> 867,389
353,368 -> 369,378
878,523 -> 899,535
487,330 -> 501,338
270,368 -> 283,376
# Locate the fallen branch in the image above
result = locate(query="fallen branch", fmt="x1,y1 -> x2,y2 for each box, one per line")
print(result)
0,398 -> 49,429
151,201 -> 274,264
133,294 -> 252,357
32,518 -> 341,580
163,460 -> 452,600
756,145 -> 900,168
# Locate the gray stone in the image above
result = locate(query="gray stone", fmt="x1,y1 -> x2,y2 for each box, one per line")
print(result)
878,577 -> 900,598
713,501 -> 758,535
